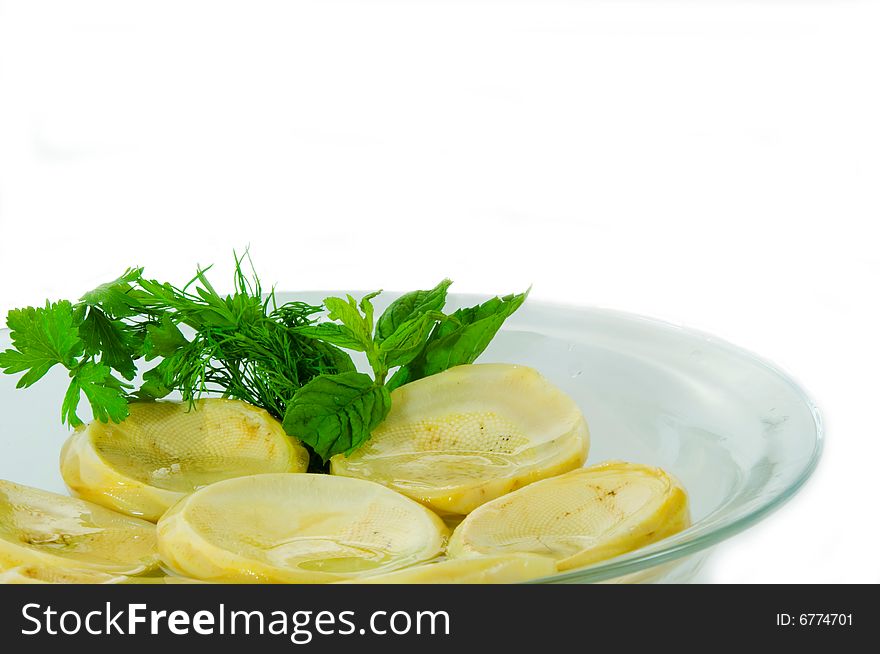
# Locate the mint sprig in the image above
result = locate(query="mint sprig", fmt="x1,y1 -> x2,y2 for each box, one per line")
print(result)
282,372 -> 391,461
287,281 -> 527,461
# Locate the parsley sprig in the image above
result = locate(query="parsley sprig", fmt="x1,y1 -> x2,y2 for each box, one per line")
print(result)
0,299 -> 132,425
0,255 -> 342,428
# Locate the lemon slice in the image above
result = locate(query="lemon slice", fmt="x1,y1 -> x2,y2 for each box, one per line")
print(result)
157,473 -> 448,583
331,364 -> 589,515
0,565 -> 128,584
0,480 -> 161,575
345,553 -> 557,584
61,399 -> 309,522
447,462 -> 689,570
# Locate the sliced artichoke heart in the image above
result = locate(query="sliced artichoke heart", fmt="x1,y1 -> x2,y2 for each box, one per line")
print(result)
0,479 -> 161,575
0,565 -> 128,584
331,364 -> 589,515
61,399 -> 309,522
156,473 -> 448,583
0,565 -> 204,584
447,461 -> 690,570
344,553 -> 557,584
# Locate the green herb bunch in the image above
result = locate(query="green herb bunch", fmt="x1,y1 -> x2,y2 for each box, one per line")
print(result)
0,254 -> 344,428
285,281 -> 527,461
0,254 -> 527,466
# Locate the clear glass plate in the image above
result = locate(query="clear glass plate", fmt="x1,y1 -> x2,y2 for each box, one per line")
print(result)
0,294 -> 822,583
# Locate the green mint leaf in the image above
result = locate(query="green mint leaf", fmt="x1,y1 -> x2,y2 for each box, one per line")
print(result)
78,307 -> 140,380
295,323 -> 367,352
385,366 -> 413,391
359,290 -> 382,334
79,268 -> 144,317
65,362 -> 131,425
282,372 -> 391,462
317,292 -> 388,381
0,301 -> 84,388
323,295 -> 373,349
375,279 -> 452,343
379,311 -> 440,369
433,290 -> 527,342
386,290 -> 528,391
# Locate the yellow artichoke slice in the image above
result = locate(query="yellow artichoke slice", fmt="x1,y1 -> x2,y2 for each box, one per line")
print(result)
61,399 -> 309,522
122,575 -> 208,584
344,553 -> 557,584
0,480 -> 161,575
157,473 -> 448,583
0,566 -> 204,584
331,364 -> 589,515
447,462 -> 690,570
0,565 -> 127,584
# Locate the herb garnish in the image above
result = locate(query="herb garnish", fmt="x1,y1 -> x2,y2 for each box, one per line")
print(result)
284,282 -> 528,460
0,254 -> 527,466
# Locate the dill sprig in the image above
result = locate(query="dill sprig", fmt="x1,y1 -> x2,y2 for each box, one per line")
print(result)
134,253 -> 352,420
0,252 -> 351,429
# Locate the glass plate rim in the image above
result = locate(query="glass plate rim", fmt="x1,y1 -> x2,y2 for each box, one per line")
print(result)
505,299 -> 824,583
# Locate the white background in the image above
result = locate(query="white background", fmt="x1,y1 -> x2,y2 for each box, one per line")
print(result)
0,0 -> 877,582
